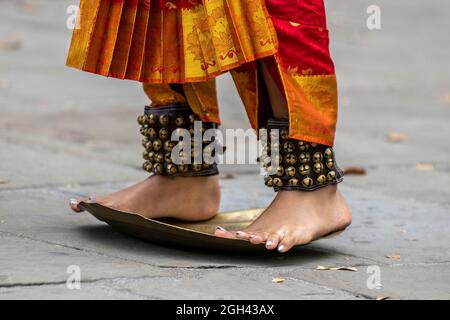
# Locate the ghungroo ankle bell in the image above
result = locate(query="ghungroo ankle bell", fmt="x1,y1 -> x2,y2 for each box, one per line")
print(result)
261,119 -> 343,191
138,104 -> 220,177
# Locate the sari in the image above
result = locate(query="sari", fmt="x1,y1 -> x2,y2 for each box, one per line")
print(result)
67,0 -> 338,146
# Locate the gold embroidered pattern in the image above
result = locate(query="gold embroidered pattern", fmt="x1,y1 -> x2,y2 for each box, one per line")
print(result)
67,0 -> 277,83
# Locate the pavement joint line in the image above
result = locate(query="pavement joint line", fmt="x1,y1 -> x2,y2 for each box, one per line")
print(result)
156,265 -> 244,270
0,274 -> 175,291
385,261 -> 450,268
0,279 -> 101,289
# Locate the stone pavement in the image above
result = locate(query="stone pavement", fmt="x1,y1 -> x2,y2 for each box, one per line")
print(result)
0,0 -> 449,300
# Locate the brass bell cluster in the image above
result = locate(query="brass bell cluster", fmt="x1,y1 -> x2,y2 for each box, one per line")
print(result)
138,105 -> 219,177
261,119 -> 344,191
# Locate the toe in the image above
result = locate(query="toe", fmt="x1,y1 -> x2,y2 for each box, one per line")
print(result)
265,232 -> 281,250
277,234 -> 297,253
235,231 -> 251,240
70,196 -> 97,213
69,198 -> 84,213
249,232 -> 267,245
214,226 -> 237,239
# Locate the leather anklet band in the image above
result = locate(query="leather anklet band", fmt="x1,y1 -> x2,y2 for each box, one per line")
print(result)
261,118 -> 344,191
138,104 -> 219,177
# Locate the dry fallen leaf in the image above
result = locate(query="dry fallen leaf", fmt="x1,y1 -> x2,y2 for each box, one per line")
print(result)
316,266 -> 358,272
219,173 -> 235,180
385,254 -> 401,260
343,167 -> 367,176
376,296 -> 390,301
332,267 -> 358,272
415,163 -> 434,171
443,94 -> 450,105
272,277 -> 285,283
0,79 -> 10,89
386,132 -> 407,143
0,40 -> 21,51
16,0 -> 36,12
316,266 -> 329,270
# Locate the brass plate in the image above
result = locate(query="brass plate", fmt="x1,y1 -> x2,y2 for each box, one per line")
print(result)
78,202 -> 266,251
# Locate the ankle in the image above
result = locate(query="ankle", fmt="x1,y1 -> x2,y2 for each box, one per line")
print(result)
167,175 -> 221,220
276,184 -> 336,200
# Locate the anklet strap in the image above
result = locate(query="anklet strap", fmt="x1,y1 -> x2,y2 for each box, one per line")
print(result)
138,104 -> 219,177
261,118 -> 344,192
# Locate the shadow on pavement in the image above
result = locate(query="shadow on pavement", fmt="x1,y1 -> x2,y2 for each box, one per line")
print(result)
77,224 -> 333,267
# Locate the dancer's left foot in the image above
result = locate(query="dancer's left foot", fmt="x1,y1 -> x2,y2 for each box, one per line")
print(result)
215,185 -> 351,253
70,175 -> 220,222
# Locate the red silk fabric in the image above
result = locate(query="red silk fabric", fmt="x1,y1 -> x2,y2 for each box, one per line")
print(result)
230,0 -> 338,145
265,0 -> 335,76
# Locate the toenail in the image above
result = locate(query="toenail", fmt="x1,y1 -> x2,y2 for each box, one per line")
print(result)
266,240 -> 273,246
278,245 -> 285,252
69,199 -> 78,205
215,226 -> 227,232
249,234 -> 256,239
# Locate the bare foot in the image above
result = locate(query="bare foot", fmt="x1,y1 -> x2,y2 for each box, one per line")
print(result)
69,175 -> 220,221
215,185 -> 351,253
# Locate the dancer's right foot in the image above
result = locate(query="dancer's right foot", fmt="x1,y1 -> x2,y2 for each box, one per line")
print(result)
215,185 -> 351,253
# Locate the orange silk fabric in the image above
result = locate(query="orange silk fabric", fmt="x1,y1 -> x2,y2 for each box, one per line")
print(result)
67,0 -> 277,83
